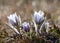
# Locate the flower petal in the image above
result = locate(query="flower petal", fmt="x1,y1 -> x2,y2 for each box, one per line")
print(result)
22,22 -> 30,32
34,10 -> 44,23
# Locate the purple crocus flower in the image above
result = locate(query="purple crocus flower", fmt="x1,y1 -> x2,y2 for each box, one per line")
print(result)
7,12 -> 19,25
22,22 -> 30,32
34,10 -> 44,24
7,12 -> 20,34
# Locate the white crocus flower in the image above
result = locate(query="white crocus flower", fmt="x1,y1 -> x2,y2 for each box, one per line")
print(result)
34,10 -> 44,24
33,10 -> 44,35
7,12 -> 19,25
7,12 -> 21,34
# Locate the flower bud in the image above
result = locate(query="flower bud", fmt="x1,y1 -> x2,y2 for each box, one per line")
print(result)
34,10 -> 44,24
22,22 -> 30,32
7,12 -> 19,25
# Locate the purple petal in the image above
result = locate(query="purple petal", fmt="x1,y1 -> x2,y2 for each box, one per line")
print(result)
23,25 -> 30,32
22,22 -> 30,32
9,19 -> 16,25
34,10 -> 44,24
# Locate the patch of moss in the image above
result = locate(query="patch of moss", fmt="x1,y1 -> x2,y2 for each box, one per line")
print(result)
53,15 -> 58,21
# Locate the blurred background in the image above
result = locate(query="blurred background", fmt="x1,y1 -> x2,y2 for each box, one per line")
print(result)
0,0 -> 60,23
0,0 -> 60,43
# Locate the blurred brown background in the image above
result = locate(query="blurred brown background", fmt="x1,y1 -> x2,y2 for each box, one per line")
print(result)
0,0 -> 60,18
0,0 -> 60,21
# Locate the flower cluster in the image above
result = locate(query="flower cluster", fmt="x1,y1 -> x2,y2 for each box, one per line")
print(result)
7,10 -> 50,39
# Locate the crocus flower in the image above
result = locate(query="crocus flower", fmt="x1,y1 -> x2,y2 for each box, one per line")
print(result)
7,12 -> 19,25
22,22 -> 30,32
7,12 -> 21,34
34,10 -> 44,24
